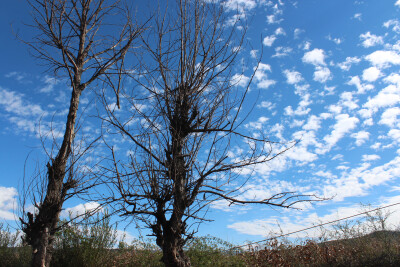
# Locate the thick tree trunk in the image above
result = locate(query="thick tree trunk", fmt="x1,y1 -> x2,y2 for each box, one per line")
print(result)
159,224 -> 191,267
29,162 -> 66,267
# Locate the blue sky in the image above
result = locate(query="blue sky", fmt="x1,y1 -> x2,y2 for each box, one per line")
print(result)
2,0 -> 400,245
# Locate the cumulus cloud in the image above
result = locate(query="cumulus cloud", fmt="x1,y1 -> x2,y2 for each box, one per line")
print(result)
254,63 -> 276,89
388,129 -> 400,142
0,187 -> 17,220
362,67 -> 381,82
231,73 -> 250,87
363,84 -> 400,111
362,154 -> 380,161
347,76 -> 374,94
222,0 -> 257,12
273,46 -> 292,57
337,56 -> 361,71
275,27 -> 286,35
313,66 -> 332,83
384,19 -> 400,33
283,69 -> 303,84
245,116 -> 269,130
302,115 -> 321,131
263,35 -> 277,47
61,202 -> 102,219
302,48 -> 326,66
365,50 -> 400,68
359,32 -> 384,48
351,131 -> 370,146
379,107 -> 400,127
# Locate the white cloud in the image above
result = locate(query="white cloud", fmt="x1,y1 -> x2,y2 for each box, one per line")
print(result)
222,0 -> 257,12
303,41 -> 311,50
396,0 -> 400,7
347,76 -> 374,94
258,101 -> 276,110
353,13 -> 362,21
339,92 -> 359,110
302,115 -> 321,131
40,75 -> 60,93
337,57 -> 361,71
263,35 -> 277,46
283,69 -> 303,84
302,48 -> 326,66
388,129 -> 400,142
61,202 -> 102,219
384,73 -> 400,86
365,50 -> 400,68
313,66 -> 332,83
0,87 -> 47,117
322,114 -> 359,152
360,32 -> 384,48
275,27 -> 286,35
363,84 -> 400,111
294,28 -> 303,39
231,73 -> 250,87
327,35 -> 342,45
254,63 -> 276,89
351,131 -> 370,146
0,187 -> 17,220
379,107 -> 400,127
362,67 -> 382,82
273,46 -> 292,57
250,49 -> 258,59
245,116 -> 269,130
362,154 -> 380,161
116,230 -> 136,245
383,19 -> 400,33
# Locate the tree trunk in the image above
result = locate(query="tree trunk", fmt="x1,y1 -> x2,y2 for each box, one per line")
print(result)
29,161 -> 65,267
160,225 -> 191,267
24,89 -> 82,267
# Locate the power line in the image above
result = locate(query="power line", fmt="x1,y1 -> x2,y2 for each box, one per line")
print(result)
230,201 -> 400,250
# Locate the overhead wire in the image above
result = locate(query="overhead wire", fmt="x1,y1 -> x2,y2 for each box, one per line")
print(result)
230,201 -> 400,250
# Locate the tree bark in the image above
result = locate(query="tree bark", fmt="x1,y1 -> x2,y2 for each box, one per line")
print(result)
26,89 -> 82,267
157,221 -> 191,267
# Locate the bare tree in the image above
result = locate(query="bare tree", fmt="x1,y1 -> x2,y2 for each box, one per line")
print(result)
17,0 -> 142,266
101,0 -> 322,266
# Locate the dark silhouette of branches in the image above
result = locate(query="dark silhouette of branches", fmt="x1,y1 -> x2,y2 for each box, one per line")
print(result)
99,1 -> 324,266
18,0 -> 143,266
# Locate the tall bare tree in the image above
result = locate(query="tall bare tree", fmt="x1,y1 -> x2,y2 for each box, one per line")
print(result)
18,0 -> 141,266
102,0 -> 322,266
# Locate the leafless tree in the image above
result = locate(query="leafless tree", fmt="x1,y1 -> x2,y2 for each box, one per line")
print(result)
101,0 -> 322,266
17,0 -> 142,266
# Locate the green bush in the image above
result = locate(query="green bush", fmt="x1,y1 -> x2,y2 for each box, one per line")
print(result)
51,212 -> 119,267
0,222 -> 31,267
186,235 -> 245,267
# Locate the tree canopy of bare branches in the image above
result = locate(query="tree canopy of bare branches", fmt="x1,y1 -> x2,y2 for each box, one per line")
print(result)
18,0 -> 141,266
101,0 -> 322,266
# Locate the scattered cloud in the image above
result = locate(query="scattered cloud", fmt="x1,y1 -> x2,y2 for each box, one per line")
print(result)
313,66 -> 332,83
61,202 -> 102,219
283,69 -> 303,84
263,35 -> 277,47
365,50 -> 400,68
337,57 -> 361,71
0,187 -> 17,220
362,67 -> 382,82
360,32 -> 384,48
302,48 -> 326,66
